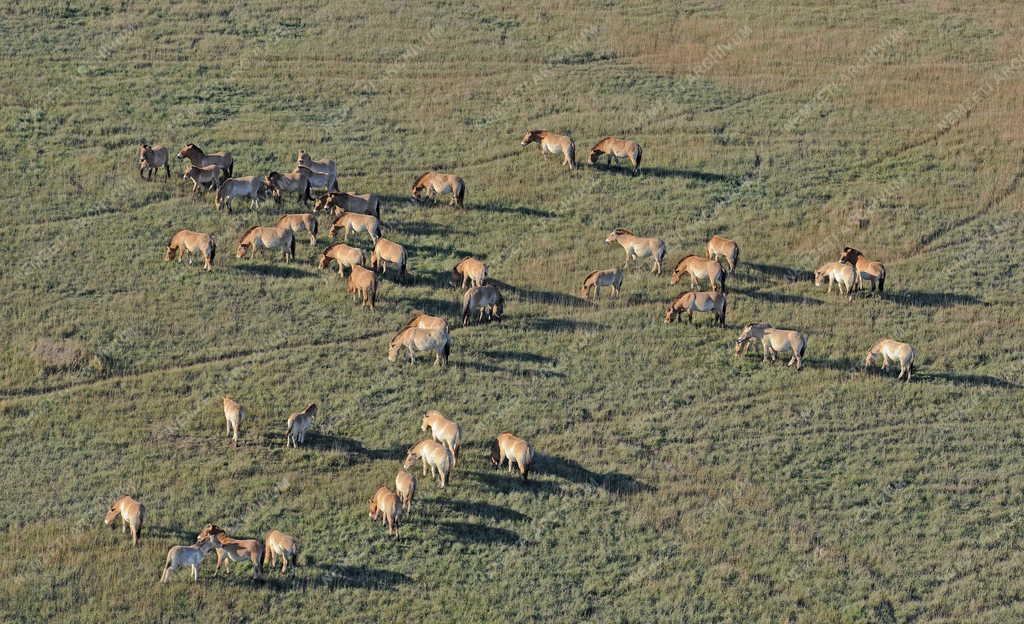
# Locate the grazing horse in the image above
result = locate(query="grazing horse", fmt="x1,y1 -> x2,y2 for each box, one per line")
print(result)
104,496 -> 145,545
286,403 -> 316,447
165,230 -> 216,271
318,243 -> 364,276
865,338 -> 916,381
421,410 -> 462,466
161,536 -> 217,583
462,284 -> 504,326
404,439 -> 453,488
177,143 -> 233,179
388,326 -> 451,366
605,229 -> 666,274
138,144 -> 170,180
314,192 -> 382,220
264,530 -> 299,574
451,257 -> 487,289
368,486 -> 402,537
671,255 -> 726,292
347,264 -> 378,309
839,247 -> 886,293
521,130 -> 576,170
196,524 -> 263,579
370,238 -> 408,280
329,211 -> 381,243
735,323 -> 807,370
489,433 -> 534,481
222,396 -> 243,446
403,312 -> 450,335
216,176 -> 266,212
411,171 -> 466,207
588,137 -> 642,175
236,226 -> 295,262
182,164 -> 223,197
265,170 -> 311,207
814,261 -> 858,301
580,268 -> 623,300
706,235 -> 740,272
275,213 -> 318,246
296,151 -> 338,191
395,469 -> 416,513
664,291 -> 727,327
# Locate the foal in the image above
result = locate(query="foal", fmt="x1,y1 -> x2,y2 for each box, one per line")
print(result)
286,403 -> 316,447
605,229 -> 666,274
222,396 -> 243,445
138,144 -> 170,180
521,130 -> 576,170
165,230 -> 216,271
865,338 -> 916,381
421,410 -> 462,466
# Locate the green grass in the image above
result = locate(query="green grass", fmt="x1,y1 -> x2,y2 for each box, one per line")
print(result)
2,1 -> 1023,622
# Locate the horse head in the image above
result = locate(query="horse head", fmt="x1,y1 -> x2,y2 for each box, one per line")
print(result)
488,439 -> 502,467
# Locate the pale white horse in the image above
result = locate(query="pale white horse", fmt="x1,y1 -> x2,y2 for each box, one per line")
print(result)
865,338 -> 916,381
160,537 -> 217,583
403,439 -> 453,488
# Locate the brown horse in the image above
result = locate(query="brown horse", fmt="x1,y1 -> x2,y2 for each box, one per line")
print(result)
462,284 -> 504,326
706,235 -> 740,273
296,151 -> 338,191
451,257 -> 487,289
839,247 -> 886,293
236,226 -> 295,262
521,130 -> 576,169
588,137 -> 642,175
182,164 -> 223,198
165,230 -> 216,271
264,530 -> 299,574
347,264 -> 378,309
664,291 -> 727,326
313,192 -> 383,220
369,486 -> 402,537
580,268 -> 623,300
388,326 -> 451,366
489,433 -> 534,481
177,143 -> 233,179
319,243 -> 364,276
671,255 -> 726,292
104,496 -> 145,545
138,144 -> 170,180
196,524 -> 263,579
265,170 -> 312,207
275,213 -> 318,246
370,238 -> 408,280
605,229 -> 666,274
411,171 -> 466,207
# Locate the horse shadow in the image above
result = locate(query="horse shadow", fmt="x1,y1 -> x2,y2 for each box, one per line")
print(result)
144,525 -> 195,542
538,455 -> 654,495
489,279 -> 591,309
400,295 -> 460,318
638,166 -> 737,183
453,361 -> 567,378
469,469 -> 563,495
746,262 -> 813,283
812,356 -> 862,373
481,349 -> 556,365
924,372 -> 1020,389
390,220 -> 460,237
234,263 -> 311,279
302,563 -> 413,590
304,433 -> 406,460
730,286 -> 823,306
438,521 -> 520,545
517,317 -> 605,333
886,290 -> 985,308
625,292 -> 664,306
478,203 -> 555,218
403,242 -> 477,258
430,498 -> 530,523
408,268 -> 454,288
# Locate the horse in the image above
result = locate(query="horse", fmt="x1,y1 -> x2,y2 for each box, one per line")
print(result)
411,171 -> 466,207
671,255 -> 726,292
451,257 -> 487,289
388,326 -> 451,366
160,536 -> 217,583
296,166 -> 337,194
605,229 -> 666,274
314,192 -> 382,220
196,524 -> 263,579
319,243 -> 364,276
706,235 -> 740,272
285,403 -> 316,447
588,137 -> 642,175
368,486 -> 402,537
165,230 -> 216,271
104,496 -> 145,545
865,338 -> 916,381
236,226 -> 295,262
839,247 -> 886,293
222,396 -> 243,446
520,130 -> 576,170
216,176 -> 266,212
404,439 -> 453,488
421,410 -> 462,466
462,284 -> 504,326
489,433 -> 534,481
329,211 -> 381,243
814,261 -> 858,301
296,151 -> 338,191
370,238 -> 408,280
663,291 -> 726,327
735,323 -> 807,370
403,312 -> 449,334
138,144 -> 170,180
580,268 -> 623,300
395,469 -> 416,513
182,164 -> 223,197
275,213 -> 318,246
177,143 -> 233,179
264,530 -> 299,574
265,170 -> 312,207
347,264 -> 378,309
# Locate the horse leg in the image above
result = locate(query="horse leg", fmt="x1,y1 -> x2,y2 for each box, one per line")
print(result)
192,564 -> 199,582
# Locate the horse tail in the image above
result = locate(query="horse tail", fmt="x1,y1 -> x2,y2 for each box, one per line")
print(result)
798,335 -> 807,359
719,295 -> 727,327
303,180 -> 312,202
456,180 -> 465,207
878,267 -> 885,293
731,246 -> 739,271
443,334 -> 452,362
567,140 -> 577,170
261,541 -> 269,573
310,217 -> 319,239
288,233 -> 296,260
719,268 -> 727,293
633,143 -> 642,174
208,238 -> 216,266
462,293 -> 471,326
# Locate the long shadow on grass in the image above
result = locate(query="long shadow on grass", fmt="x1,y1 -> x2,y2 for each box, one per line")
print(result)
479,203 -> 555,218
481,349 -> 556,365
731,286 -> 823,306
594,164 -> 737,184
390,220 -> 463,237
431,498 -> 530,522
539,455 -> 654,495
438,521 -> 520,545
518,317 -> 605,332
304,433 -> 406,460
746,262 -> 813,283
454,361 -> 566,378
489,279 -> 590,308
885,290 -> 985,308
234,263 -> 311,279
924,372 -> 1020,389
400,295 -> 460,317
469,469 -> 563,495
300,563 -> 412,590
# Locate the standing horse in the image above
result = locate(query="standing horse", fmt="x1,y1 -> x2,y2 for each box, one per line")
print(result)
285,403 -> 316,447
865,338 -> 916,381
395,469 -> 416,513
329,211 -> 381,243
370,238 -> 408,280
605,229 -> 666,274
839,247 -> 886,293
275,213 -> 318,246
236,226 -> 295,262
521,130 -> 576,170
671,255 -> 726,292
138,144 -> 170,180
462,284 -> 504,325
411,171 -> 466,207
196,524 -> 263,579
489,433 -> 534,481
451,257 -> 487,289
216,176 -> 266,212
347,264 -> 378,309
319,243 -> 364,276
403,312 -> 449,334
580,268 -> 623,300
735,323 -> 807,370
588,137 -> 642,175
104,496 -> 145,545
404,439 -> 453,488
182,164 -> 223,197
814,261 -> 857,301
369,486 -> 402,537
388,326 -> 451,366
177,143 -> 233,179
264,530 -> 299,574
664,291 -> 727,326
265,170 -> 312,207
706,235 -> 740,272
315,192 -> 382,219
165,230 -> 216,271
222,396 -> 244,446
296,151 -> 338,191
421,410 -> 462,466
160,536 -> 217,583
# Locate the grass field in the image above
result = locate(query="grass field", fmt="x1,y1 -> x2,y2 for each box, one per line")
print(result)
2,1 -> 1023,622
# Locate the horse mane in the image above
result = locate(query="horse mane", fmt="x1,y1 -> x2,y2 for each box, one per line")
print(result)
239,226 -> 258,240
612,228 -> 633,236
594,136 -> 613,147
186,143 -> 202,154
583,269 -> 602,284
402,314 -> 424,331
413,171 -> 433,187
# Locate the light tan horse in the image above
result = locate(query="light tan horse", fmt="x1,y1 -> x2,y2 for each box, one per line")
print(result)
347,264 -> 378,309
296,151 -> 338,191
839,247 -> 886,293
451,257 -> 487,289
264,530 -> 299,574
865,338 -> 916,381
160,536 -> 217,583
104,496 -> 145,545
314,192 -> 382,220
588,137 -> 642,175
319,243 -> 364,276
236,226 -> 296,262
276,213 -> 318,246
177,143 -> 233,178
814,261 -> 858,301
411,171 -> 466,207
580,268 -> 623,300
222,396 -> 243,445
735,323 -> 807,370
671,255 -> 726,291
706,235 -> 740,272
421,410 -> 462,466
489,433 -> 534,481
182,164 -> 223,197
265,170 -> 311,207
370,238 -> 408,280
462,284 -> 504,326
329,211 -> 381,243
388,326 -> 451,366
605,229 -> 666,274
664,291 -> 727,326
216,176 -> 266,212
197,524 -> 263,579
286,403 -> 316,447
404,439 -> 453,488
369,486 -> 402,537
521,130 -> 576,170
395,469 -> 416,513
165,229 -> 216,271
138,144 -> 170,180
402,312 -> 450,336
